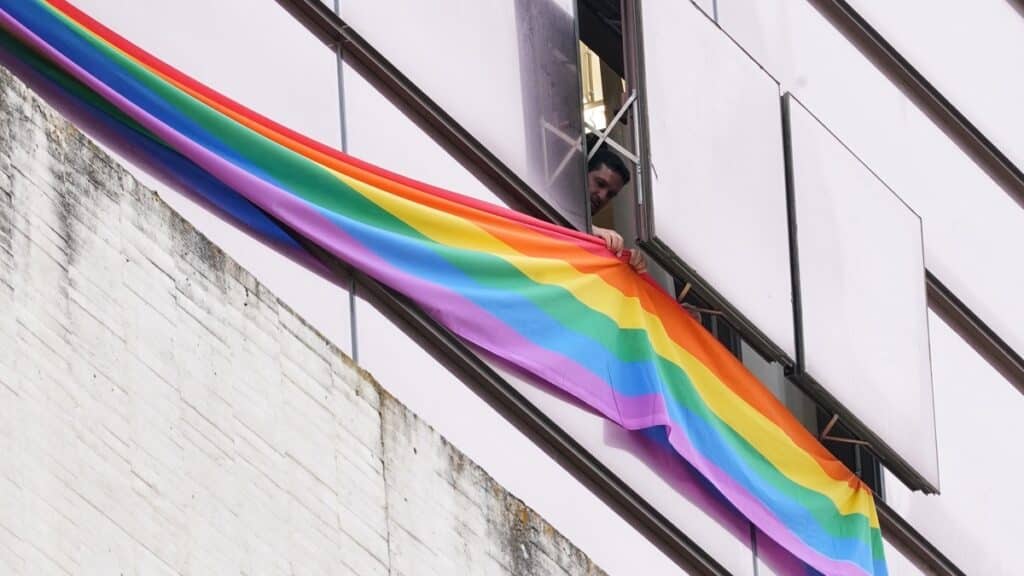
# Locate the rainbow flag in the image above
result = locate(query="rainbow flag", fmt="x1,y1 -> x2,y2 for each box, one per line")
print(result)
0,2 -> 886,574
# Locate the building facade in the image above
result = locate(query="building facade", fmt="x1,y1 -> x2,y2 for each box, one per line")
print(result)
7,0 -> 1023,574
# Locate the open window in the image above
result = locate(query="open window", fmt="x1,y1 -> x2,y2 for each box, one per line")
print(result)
577,1 -> 643,252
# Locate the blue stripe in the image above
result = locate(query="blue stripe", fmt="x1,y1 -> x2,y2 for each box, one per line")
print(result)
0,26 -> 304,253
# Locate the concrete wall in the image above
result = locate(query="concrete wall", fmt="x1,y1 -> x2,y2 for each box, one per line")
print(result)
0,68 -> 603,576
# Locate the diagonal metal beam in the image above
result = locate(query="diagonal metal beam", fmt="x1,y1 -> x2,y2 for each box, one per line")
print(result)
810,0 -> 1024,211
927,272 -> 1024,393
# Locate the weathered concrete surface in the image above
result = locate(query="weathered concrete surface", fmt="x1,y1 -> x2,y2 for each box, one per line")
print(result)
0,67 -> 604,576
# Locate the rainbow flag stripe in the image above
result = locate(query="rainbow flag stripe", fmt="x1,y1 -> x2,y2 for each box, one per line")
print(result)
0,2 -> 886,574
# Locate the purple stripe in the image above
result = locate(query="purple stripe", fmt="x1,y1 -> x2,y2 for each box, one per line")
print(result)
755,526 -> 819,575
612,391 -> 870,576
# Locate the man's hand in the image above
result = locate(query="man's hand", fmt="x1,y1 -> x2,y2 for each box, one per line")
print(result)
592,225 -> 624,256
593,226 -> 647,274
627,249 -> 647,274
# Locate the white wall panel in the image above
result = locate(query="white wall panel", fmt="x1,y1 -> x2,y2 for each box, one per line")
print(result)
642,0 -> 795,360
339,0 -> 588,229
67,0 -> 352,352
883,311 -> 1024,576
72,0 -> 341,148
717,0 -> 1024,392
789,99 -> 938,487
342,63 -> 493,202
846,0 -> 1024,176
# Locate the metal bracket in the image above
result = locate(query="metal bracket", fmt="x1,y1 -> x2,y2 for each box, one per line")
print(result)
586,90 -> 640,164
820,414 -> 873,447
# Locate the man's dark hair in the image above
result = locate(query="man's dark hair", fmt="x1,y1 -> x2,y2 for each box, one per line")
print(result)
585,133 -> 631,186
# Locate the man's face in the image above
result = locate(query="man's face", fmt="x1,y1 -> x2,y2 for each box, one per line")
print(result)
588,164 -> 625,214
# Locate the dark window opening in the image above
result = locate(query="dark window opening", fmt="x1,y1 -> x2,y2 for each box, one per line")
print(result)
578,0 -> 638,241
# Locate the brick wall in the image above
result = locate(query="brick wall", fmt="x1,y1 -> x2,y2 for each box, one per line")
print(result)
0,67 -> 604,576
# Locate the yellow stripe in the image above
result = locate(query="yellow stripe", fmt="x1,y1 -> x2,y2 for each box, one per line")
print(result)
336,172 -> 878,524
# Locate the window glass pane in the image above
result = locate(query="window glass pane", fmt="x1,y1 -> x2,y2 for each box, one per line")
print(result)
717,0 -> 1024,367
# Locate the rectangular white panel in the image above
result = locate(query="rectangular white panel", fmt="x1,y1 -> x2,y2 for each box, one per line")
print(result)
789,98 -> 938,488
642,0 -> 795,361
72,0 -> 341,148
883,311 -> 1024,575
717,0 -> 1024,378
339,0 -> 588,229
66,0 -> 352,353
343,65 -> 495,202
845,0 -> 1024,176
